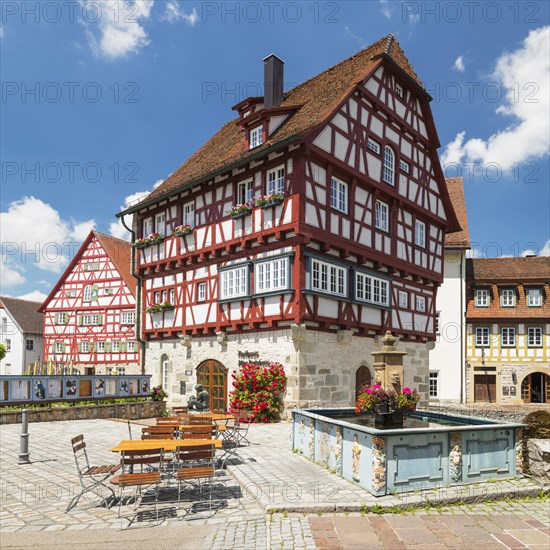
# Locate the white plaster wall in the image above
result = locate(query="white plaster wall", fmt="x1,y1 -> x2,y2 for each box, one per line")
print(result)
429,250 -> 466,402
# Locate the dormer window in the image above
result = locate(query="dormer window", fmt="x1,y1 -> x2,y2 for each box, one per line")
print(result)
501,289 -> 515,307
527,288 -> 542,307
475,288 -> 489,308
249,126 -> 263,149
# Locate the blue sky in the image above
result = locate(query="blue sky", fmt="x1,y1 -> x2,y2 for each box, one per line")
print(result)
1,0 -> 549,301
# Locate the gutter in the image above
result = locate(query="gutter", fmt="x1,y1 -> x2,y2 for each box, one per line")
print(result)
120,215 -> 146,375
116,135 -> 302,218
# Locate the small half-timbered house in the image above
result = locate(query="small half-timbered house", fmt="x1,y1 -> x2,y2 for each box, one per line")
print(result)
39,231 -> 139,374
119,35 -> 461,411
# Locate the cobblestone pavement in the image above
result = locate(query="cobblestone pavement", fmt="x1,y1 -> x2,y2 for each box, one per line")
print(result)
1,418 -> 548,549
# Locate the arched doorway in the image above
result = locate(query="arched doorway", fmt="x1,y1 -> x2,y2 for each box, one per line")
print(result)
196,360 -> 228,413
355,365 -> 372,399
521,372 -> 550,404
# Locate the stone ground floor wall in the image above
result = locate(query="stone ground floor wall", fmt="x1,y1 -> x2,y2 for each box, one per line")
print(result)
144,326 -> 432,412
466,363 -> 550,404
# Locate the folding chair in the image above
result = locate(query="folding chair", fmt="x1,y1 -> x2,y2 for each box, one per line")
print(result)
233,411 -> 253,446
127,420 -> 133,440
66,434 -> 120,512
172,406 -> 188,415
175,444 -> 215,513
187,415 -> 212,425
117,448 -> 164,529
141,426 -> 178,440
180,424 -> 215,440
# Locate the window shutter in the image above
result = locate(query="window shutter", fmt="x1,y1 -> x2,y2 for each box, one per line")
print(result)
97,314 -> 103,325
51,344 -> 55,354
62,343 -> 66,353
54,313 -> 59,324
105,342 -> 111,353
93,262 -> 99,271
78,315 -> 83,326
83,264 -> 88,272
120,342 -> 127,352
77,343 -> 81,353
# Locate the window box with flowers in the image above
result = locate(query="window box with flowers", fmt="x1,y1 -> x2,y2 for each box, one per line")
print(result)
146,302 -> 174,314
255,193 -> 285,209
227,202 -> 253,219
132,232 -> 165,248
151,384 -> 168,401
160,301 -> 174,311
173,224 -> 194,237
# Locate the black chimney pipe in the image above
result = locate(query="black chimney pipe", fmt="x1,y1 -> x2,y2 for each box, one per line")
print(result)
263,54 -> 284,108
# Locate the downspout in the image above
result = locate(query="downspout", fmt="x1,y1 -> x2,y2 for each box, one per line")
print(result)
121,215 -> 146,375
460,252 -> 465,404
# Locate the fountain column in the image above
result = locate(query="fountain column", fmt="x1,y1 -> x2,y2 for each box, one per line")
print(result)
370,331 -> 407,392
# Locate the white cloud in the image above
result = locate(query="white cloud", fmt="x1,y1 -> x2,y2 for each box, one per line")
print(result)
109,179 -> 164,240
344,26 -> 365,48
453,55 -> 465,72
441,26 -> 550,170
17,290 -> 48,303
379,0 -> 393,19
163,2 -> 198,25
80,0 -> 154,59
1,264 -> 26,288
0,196 -> 95,275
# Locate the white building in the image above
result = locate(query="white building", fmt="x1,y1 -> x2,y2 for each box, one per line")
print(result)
428,177 -> 470,403
0,297 -> 44,375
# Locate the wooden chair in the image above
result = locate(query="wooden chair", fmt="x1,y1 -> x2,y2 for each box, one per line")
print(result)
117,448 -> 164,528
172,406 -> 188,415
141,426 -> 178,440
175,444 -> 215,512
66,434 -> 120,512
187,415 -> 213,425
155,416 -> 180,425
180,424 -> 215,440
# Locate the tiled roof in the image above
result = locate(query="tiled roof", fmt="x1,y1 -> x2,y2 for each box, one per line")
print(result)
467,257 -> 550,281
444,177 -> 470,249
466,257 -> 550,320
135,34 -> 425,207
0,296 -> 43,334
93,232 -> 136,296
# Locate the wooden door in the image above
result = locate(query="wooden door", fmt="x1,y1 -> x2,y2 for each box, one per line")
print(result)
196,360 -> 227,413
474,374 -> 496,402
522,373 -> 550,404
355,366 -> 372,398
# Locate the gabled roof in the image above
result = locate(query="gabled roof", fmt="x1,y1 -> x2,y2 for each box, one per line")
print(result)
0,296 -> 43,335
444,177 -> 470,249
39,231 -> 136,312
466,257 -> 550,282
119,34 -> 429,215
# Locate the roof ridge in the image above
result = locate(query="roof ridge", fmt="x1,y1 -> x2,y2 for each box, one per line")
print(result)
92,230 -> 130,244
0,295 -> 43,304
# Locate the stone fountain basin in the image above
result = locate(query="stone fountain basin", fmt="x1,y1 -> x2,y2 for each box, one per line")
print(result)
292,408 -> 524,496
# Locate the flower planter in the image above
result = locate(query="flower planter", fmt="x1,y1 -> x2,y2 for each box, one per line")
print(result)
174,230 -> 193,237
150,238 -> 165,245
259,199 -> 284,209
374,403 -> 389,414
230,209 -> 252,219
161,305 -> 175,311
374,409 -> 404,428
134,242 -> 149,249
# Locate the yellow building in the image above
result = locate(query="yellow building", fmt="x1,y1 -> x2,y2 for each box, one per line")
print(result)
465,257 -> 550,404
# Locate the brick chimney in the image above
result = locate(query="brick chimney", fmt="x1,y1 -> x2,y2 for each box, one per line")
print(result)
263,54 -> 284,108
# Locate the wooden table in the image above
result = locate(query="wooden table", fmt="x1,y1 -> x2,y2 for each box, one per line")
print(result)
209,413 -> 235,422
177,424 -> 226,431
111,439 -> 222,453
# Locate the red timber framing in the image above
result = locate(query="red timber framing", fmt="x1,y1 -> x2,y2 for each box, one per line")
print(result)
126,38 -> 460,345
39,231 -> 139,370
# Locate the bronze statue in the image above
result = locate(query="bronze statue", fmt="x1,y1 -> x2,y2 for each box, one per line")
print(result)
188,384 -> 210,411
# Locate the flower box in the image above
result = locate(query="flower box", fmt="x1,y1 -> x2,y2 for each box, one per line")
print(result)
230,208 -> 252,219
173,225 -> 194,237
132,233 -> 165,248
146,305 -> 163,314
255,193 -> 285,209
259,198 -> 284,209
162,304 -> 175,311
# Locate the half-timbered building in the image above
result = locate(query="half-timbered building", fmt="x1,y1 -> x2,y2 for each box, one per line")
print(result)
39,231 -> 139,374
119,35 -> 461,411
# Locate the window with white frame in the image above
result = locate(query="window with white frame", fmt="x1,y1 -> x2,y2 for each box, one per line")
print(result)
416,295 -> 426,312
501,326 -> 516,347
220,266 -> 248,299
501,289 -> 515,307
56,312 -> 68,325
96,341 -> 105,353
267,166 -> 285,194
249,126 -> 263,148
127,341 -> 136,353
436,311 -> 441,334
81,341 -> 90,353
183,201 -> 195,227
367,138 -> 380,154
415,220 -> 426,248
1,318 -> 7,334
355,272 -> 389,306
255,257 -> 289,293
26,339 -> 34,351
237,179 -> 253,204
154,291 -> 160,304
197,282 -> 206,302
398,290 -> 408,308
161,355 -> 169,389
375,200 -> 389,232
475,326 -> 490,347
5,339 -> 11,351
527,326 -> 543,347
111,341 -> 120,353
121,311 -> 135,325
429,372 -> 439,398
527,288 -> 542,307
55,342 -> 64,354
311,259 -> 347,297
475,288 -> 489,307
82,314 -> 100,326
383,146 -> 395,185
142,217 -> 152,237
399,159 -> 410,173
83,285 -> 91,302
155,212 -> 166,236
330,177 -> 348,213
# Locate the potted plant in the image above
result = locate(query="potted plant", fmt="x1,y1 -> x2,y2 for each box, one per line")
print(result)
160,301 -> 174,311
132,236 -> 150,249
148,232 -> 165,244
151,385 -> 168,401
255,193 -> 285,209
173,224 -> 194,237
355,384 -> 419,427
146,303 -> 163,314
227,202 -> 253,219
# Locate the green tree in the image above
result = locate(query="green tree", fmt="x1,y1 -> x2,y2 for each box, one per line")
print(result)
0,343 -> 6,362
